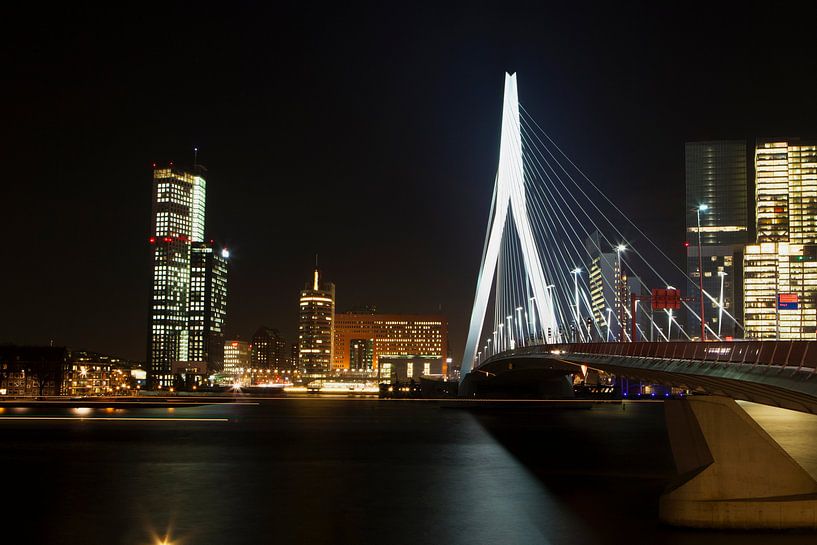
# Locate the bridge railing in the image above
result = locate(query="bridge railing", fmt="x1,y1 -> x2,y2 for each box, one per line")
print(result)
552,341 -> 817,371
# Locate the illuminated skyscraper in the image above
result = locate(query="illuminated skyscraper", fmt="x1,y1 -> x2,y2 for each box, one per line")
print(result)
188,242 -> 229,373
147,165 -> 208,387
745,139 -> 817,340
298,269 -> 335,376
685,141 -> 749,339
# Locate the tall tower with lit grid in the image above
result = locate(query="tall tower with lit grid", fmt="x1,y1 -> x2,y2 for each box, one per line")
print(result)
147,165 -> 207,387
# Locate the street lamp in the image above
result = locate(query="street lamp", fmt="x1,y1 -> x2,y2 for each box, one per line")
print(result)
606,307 -> 613,342
543,284 -> 556,343
528,296 -> 538,344
695,204 -> 708,341
506,315 -> 514,349
666,285 -> 675,341
717,271 -> 727,338
498,323 -> 504,352
615,244 -> 626,341
571,268 -> 582,342
515,307 -> 524,347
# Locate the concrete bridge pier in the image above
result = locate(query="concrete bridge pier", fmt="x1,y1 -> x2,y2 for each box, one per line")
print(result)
660,395 -> 817,529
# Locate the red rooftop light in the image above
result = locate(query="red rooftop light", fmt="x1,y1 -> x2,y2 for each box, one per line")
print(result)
149,236 -> 156,244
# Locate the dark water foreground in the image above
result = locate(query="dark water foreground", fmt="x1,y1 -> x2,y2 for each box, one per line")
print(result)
1,399 -> 816,545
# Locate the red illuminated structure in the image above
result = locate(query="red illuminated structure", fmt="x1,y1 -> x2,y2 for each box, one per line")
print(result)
630,288 -> 684,341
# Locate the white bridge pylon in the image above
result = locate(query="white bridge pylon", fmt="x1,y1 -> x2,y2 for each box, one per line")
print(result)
461,73 -> 560,377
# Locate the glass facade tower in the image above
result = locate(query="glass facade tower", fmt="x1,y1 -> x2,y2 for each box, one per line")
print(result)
148,165 -> 215,387
188,242 -> 229,373
685,141 -> 749,339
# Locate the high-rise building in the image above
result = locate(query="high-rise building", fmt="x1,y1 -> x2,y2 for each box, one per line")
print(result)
148,166 -> 206,387
745,139 -> 817,340
585,231 -> 619,341
188,242 -> 229,373
685,141 -> 749,339
333,313 -> 448,373
251,327 -> 292,371
223,339 -> 251,376
298,269 -> 335,376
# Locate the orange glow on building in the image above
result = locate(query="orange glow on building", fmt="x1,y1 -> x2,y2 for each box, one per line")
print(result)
333,313 -> 448,373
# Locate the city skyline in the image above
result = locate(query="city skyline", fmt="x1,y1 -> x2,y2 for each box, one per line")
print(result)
8,5 -> 817,542
5,5 -> 817,363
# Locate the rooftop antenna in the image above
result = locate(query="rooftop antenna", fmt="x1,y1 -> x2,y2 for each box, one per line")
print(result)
313,254 -> 320,291
193,147 -> 199,169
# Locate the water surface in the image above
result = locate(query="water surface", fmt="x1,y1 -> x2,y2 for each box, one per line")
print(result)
2,398 -> 816,544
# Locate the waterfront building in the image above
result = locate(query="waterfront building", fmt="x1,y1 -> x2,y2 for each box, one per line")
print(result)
377,355 -> 444,382
298,269 -> 335,376
0,347 -> 142,396
0,346 -> 68,396
745,138 -> 817,339
188,242 -> 229,373
147,165 -> 207,387
685,141 -> 749,339
333,313 -> 448,374
290,342 -> 299,370
251,327 -> 292,371
349,338 -> 374,370
223,340 -> 251,376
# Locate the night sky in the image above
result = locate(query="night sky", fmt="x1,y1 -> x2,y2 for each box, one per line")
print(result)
4,2 -> 817,362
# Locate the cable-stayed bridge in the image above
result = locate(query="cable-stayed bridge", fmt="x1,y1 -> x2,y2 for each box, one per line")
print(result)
459,73 -> 817,529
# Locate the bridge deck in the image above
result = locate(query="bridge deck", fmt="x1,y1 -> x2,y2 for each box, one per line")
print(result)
473,341 -> 817,413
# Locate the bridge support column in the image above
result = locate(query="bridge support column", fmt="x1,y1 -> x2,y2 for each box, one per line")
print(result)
660,395 -> 817,529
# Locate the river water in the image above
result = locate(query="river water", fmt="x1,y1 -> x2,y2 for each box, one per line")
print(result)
1,398 -> 816,545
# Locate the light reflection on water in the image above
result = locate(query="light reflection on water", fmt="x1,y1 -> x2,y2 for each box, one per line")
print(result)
1,399 -> 816,545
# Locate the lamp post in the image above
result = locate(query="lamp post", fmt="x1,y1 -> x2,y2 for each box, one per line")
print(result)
696,204 -> 708,341
515,307 -> 524,347
717,271 -> 727,338
606,307 -> 613,342
666,285 -> 675,341
571,267 -> 582,342
498,323 -> 504,352
528,296 -> 537,344
616,244 -> 626,341
506,316 -> 514,349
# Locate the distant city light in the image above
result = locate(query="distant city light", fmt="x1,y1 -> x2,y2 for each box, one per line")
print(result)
221,248 -> 230,259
